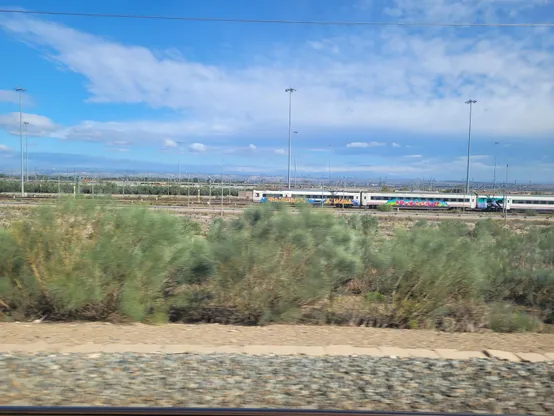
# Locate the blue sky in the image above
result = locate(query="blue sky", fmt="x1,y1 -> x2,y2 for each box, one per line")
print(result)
0,0 -> 553,181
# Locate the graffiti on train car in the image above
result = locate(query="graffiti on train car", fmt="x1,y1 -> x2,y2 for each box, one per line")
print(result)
477,197 -> 504,210
264,197 -> 310,203
325,198 -> 358,206
385,198 -> 448,208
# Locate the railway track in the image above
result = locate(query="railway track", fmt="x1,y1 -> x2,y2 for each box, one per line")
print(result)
0,201 -> 552,221
0,407 -> 507,416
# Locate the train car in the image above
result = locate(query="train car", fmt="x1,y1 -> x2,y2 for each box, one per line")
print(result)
476,194 -> 554,212
476,195 -> 505,212
253,190 -> 554,212
252,190 -> 361,206
509,195 -> 554,212
360,192 -> 477,210
500,195 -> 553,212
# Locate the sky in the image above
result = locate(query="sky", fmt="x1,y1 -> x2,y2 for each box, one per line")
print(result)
0,0 -> 553,182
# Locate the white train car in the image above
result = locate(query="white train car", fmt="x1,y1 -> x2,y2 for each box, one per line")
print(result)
360,192 -> 477,210
252,190 -> 361,206
476,194 -> 554,212
506,195 -> 554,212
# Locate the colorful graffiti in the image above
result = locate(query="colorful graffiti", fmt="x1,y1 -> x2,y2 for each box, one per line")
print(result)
477,197 -> 504,210
325,198 -> 357,206
264,197 -> 309,204
385,198 -> 448,208
260,196 -> 359,206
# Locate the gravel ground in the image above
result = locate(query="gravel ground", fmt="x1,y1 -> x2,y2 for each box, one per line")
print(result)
3,323 -> 554,353
1,352 -> 552,414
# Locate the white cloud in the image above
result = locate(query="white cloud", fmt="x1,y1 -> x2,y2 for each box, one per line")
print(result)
163,139 -> 178,148
0,10 -> 552,143
248,144 -> 257,150
0,90 -> 19,104
274,148 -> 287,155
391,142 -> 401,148
0,144 -> 11,151
188,142 -> 207,153
107,140 -> 132,147
0,112 -> 58,135
346,141 -> 386,148
384,0 -> 544,23
403,154 -> 422,158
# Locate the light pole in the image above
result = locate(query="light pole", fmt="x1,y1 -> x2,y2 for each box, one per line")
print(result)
492,141 -> 499,196
328,144 -> 332,188
503,164 -> 508,223
23,121 -> 30,183
285,87 -> 296,189
293,131 -> 298,188
464,99 -> 476,212
220,160 -> 224,217
14,87 -> 26,196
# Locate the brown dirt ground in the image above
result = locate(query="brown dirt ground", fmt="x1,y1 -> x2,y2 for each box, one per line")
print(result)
1,323 -> 553,353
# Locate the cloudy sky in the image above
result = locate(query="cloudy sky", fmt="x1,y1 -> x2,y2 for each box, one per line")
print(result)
0,0 -> 553,181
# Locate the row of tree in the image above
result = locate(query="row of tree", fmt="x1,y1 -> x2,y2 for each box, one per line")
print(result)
0,180 -> 241,196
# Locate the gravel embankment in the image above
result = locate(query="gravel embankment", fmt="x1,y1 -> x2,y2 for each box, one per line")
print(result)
1,352 -> 552,414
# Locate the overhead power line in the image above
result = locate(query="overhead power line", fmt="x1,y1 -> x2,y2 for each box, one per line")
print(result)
0,9 -> 553,27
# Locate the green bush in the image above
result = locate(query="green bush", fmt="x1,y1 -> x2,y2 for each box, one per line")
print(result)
488,303 -> 543,333
377,204 -> 393,212
1,201 -> 553,332
206,204 -> 360,323
0,199 -> 211,322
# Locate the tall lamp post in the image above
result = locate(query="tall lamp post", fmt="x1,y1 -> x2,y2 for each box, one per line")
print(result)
293,131 -> 298,188
14,87 -> 26,196
503,164 -> 509,223
464,99 -> 477,211
328,144 -> 332,188
492,141 -> 499,196
23,121 -> 30,183
285,87 -> 296,189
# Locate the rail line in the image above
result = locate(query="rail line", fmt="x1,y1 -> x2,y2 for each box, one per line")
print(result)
0,407 -> 507,416
1,201 -> 552,221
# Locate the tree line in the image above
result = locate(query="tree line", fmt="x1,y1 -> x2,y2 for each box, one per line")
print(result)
0,180 -> 240,196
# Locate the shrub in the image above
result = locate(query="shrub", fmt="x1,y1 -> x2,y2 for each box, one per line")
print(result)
206,204 -> 360,323
488,303 -> 543,333
377,204 -> 393,212
1,199 -> 553,332
0,199 -> 211,322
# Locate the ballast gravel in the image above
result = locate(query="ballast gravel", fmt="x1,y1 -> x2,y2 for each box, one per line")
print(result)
1,353 -> 552,414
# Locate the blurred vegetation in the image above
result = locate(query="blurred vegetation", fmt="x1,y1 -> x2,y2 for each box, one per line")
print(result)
0,179 -> 240,196
0,201 -> 553,332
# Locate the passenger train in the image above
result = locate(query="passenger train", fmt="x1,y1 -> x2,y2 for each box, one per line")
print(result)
252,190 -> 554,212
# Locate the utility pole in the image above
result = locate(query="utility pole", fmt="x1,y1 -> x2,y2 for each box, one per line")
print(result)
492,141 -> 499,196
220,161 -> 224,216
464,99 -> 477,212
187,171 -> 190,207
294,158 -> 297,188
14,87 -> 26,196
503,164 -> 508,223
328,144 -> 332,188
285,88 -> 296,189
23,121 -> 30,183
293,131 -> 298,189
